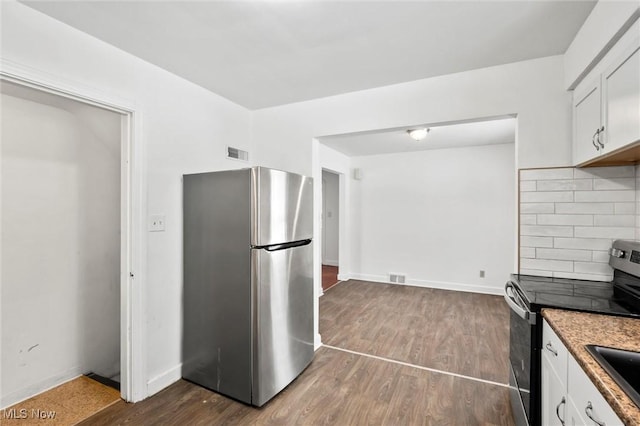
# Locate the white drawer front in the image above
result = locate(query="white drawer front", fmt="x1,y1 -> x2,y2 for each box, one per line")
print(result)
543,320 -> 569,380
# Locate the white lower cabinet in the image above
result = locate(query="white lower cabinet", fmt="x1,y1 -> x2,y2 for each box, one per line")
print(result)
542,354 -> 567,426
542,320 -> 624,426
542,321 -> 569,426
566,392 -> 589,426
567,355 -> 623,426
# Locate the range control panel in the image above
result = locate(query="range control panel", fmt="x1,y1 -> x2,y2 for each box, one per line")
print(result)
610,240 -> 640,277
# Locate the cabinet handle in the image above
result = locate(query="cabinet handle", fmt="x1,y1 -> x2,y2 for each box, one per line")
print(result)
585,401 -> 606,426
556,396 -> 566,426
597,126 -> 605,148
545,342 -> 558,356
592,129 -> 601,151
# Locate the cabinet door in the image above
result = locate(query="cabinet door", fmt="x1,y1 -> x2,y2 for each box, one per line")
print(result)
567,394 -> 588,426
573,77 -> 602,165
542,353 -> 567,426
567,355 -> 623,426
602,42 -> 640,153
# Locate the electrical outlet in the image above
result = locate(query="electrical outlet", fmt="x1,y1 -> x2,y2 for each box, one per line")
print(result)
479,270 -> 485,278
149,214 -> 166,232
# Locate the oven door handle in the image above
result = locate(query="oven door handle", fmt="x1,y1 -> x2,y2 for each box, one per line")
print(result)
504,281 -> 536,325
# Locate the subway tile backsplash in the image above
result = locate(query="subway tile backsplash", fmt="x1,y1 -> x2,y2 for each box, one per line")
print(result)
519,166 -> 637,281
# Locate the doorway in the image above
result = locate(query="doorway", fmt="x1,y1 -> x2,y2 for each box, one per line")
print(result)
321,169 -> 340,291
0,79 -> 134,407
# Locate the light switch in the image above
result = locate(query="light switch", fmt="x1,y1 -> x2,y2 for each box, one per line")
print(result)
149,214 -> 166,232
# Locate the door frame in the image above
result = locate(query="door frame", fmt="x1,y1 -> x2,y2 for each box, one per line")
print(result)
0,59 -> 147,402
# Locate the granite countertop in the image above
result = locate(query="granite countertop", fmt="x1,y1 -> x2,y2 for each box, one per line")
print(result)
542,309 -> 640,426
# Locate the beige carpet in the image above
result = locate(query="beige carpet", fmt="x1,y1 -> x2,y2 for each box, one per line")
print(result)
2,376 -> 120,425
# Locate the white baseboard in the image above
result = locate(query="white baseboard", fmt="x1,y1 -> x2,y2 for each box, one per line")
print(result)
336,273 -> 349,281
348,273 -> 503,296
322,260 -> 338,267
349,273 -> 383,282
1,368 -> 83,409
314,333 -> 322,350
147,363 -> 182,397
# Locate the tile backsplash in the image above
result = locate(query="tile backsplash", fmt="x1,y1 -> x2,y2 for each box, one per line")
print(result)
519,165 -> 637,281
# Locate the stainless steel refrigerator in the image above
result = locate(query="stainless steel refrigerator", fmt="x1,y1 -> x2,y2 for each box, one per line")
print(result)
182,166 -> 314,407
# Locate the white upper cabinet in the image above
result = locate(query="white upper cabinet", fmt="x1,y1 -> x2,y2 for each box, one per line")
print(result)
573,77 -> 603,165
602,43 -> 640,153
572,18 -> 640,166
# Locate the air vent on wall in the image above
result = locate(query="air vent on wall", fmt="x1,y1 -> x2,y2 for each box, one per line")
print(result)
227,146 -> 249,161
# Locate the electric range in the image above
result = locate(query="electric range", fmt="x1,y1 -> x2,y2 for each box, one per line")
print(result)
505,239 -> 640,426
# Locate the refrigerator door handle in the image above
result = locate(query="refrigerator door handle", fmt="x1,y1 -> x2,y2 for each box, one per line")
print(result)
261,239 -> 312,252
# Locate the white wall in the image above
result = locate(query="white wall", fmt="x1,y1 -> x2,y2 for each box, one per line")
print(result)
317,145 -> 352,282
253,54 -> 572,176
312,143 -> 351,346
1,2 -> 252,400
321,170 -> 339,266
348,143 -> 515,294
1,93 -> 121,407
256,55 -> 567,305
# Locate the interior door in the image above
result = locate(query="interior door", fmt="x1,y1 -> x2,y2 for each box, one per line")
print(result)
251,241 -> 314,406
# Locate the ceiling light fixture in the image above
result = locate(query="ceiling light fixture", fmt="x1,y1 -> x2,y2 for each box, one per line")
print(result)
407,128 -> 430,141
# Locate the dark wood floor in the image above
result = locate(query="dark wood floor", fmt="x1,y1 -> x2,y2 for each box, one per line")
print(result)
81,347 -> 512,426
320,280 -> 510,384
81,279 -> 514,425
322,264 -> 339,291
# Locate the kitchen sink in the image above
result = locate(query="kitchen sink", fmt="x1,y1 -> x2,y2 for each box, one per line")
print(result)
586,345 -> 640,409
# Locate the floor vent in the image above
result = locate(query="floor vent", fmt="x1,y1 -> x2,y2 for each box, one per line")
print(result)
389,273 -> 406,284
227,146 -> 249,161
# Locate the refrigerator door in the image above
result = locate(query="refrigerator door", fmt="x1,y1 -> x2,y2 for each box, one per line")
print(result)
251,167 -> 313,247
251,240 -> 314,406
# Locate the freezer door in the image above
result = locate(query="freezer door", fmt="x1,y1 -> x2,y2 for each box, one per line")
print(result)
251,241 -> 314,406
251,167 -> 313,247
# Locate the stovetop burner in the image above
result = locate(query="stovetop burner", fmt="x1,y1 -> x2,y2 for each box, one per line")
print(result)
511,273 -> 636,316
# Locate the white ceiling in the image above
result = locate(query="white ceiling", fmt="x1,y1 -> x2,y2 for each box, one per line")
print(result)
319,116 -> 516,157
21,1 -> 596,110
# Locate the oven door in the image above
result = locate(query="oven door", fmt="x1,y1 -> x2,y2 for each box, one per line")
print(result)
505,280 -> 537,426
